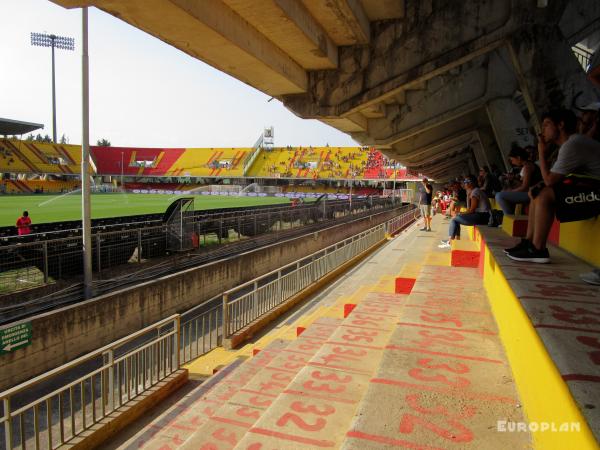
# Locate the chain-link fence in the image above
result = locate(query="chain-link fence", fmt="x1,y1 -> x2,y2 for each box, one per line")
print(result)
0,199 -> 395,295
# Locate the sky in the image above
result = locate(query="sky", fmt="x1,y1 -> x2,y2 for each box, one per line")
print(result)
0,0 -> 358,148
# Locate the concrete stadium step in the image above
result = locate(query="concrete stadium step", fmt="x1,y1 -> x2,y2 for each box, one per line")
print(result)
178,317 -> 342,449
233,294 -> 407,449
117,339 -> 289,449
502,214 -> 528,237
342,265 -> 530,449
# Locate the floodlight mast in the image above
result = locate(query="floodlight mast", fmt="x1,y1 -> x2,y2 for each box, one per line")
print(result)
31,32 -> 75,143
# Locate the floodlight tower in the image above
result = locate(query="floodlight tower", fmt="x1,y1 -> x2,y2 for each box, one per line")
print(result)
31,32 -> 75,143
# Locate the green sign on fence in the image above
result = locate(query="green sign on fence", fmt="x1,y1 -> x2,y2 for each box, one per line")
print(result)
0,322 -> 32,354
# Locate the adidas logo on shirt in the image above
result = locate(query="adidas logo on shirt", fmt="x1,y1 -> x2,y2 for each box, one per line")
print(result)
564,191 -> 600,204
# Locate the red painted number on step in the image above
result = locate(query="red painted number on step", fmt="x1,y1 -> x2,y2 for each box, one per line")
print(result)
276,413 -> 326,431
298,343 -> 321,350
411,330 -> 468,349
550,305 -> 600,325
341,332 -> 374,343
576,336 -> 600,365
408,358 -> 471,388
355,313 -> 386,322
291,401 -> 336,416
211,427 -> 238,446
303,380 -> 346,394
332,346 -> 367,357
311,370 -> 352,383
361,307 -> 390,314
531,283 -> 596,298
236,407 -> 260,419
420,310 -> 463,327
287,354 -> 307,362
320,352 -> 360,365
518,268 -> 570,279
283,361 -> 305,370
271,372 -> 293,382
246,443 -> 262,450
349,318 -> 379,327
398,393 -> 474,443
249,396 -> 271,407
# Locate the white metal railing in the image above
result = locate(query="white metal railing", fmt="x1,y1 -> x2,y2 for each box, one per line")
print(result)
243,146 -> 262,176
0,316 -> 179,450
222,206 -> 417,337
0,206 -> 418,449
179,302 -> 222,364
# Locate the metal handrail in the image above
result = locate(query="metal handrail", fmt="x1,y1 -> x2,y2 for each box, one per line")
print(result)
221,206 -> 416,337
0,315 -> 180,450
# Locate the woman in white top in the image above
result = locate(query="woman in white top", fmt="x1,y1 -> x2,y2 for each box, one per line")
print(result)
439,176 -> 491,248
495,146 -> 542,214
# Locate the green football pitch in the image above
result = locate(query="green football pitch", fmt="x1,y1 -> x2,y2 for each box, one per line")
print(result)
0,193 -> 290,227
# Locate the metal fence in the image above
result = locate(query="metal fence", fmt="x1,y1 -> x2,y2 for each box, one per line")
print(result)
0,207 -> 417,449
0,316 -> 179,450
0,198 -> 394,295
180,301 -> 223,364
222,206 -> 417,337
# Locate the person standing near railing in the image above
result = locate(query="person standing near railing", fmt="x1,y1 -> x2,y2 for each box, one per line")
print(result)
16,210 -> 32,236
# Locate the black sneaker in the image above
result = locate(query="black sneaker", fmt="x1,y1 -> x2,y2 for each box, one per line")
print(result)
504,238 -> 529,254
507,244 -> 550,264
420,227 -> 428,231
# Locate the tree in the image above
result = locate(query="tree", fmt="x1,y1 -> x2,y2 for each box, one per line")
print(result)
25,134 -> 35,141
96,138 -> 111,146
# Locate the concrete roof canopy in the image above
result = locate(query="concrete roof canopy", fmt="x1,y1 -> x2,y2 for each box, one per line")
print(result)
0,118 -> 44,136
50,0 -> 600,181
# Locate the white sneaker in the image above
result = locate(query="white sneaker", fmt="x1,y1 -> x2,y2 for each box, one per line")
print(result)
438,240 -> 451,249
580,269 -> 600,286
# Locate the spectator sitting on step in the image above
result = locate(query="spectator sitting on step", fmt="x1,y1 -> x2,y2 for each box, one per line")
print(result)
506,108 -> 600,263
446,180 -> 467,218
495,146 -> 542,214
479,166 -> 501,197
438,176 -> 491,248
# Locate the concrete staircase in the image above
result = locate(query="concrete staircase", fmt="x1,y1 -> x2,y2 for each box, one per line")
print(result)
113,257 -> 530,448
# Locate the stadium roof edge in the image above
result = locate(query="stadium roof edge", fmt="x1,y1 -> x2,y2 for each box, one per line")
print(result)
0,118 -> 44,136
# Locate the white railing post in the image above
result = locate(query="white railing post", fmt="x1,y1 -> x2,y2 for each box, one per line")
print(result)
175,315 -> 181,369
253,281 -> 259,320
3,397 -> 12,450
222,294 -> 229,339
103,349 -> 114,413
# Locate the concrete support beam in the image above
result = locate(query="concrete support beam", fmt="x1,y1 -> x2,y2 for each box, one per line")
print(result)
485,98 -> 534,170
275,0 -> 338,67
52,0 -> 308,96
392,129 -> 477,164
171,0 -> 308,92
302,0 -> 370,45
223,0 -> 338,69
360,103 -> 386,118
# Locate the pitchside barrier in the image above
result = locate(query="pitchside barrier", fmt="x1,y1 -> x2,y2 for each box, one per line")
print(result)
0,207 -> 418,450
0,198 -> 396,297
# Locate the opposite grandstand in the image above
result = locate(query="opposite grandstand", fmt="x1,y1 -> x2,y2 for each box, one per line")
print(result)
1,135 -> 419,226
